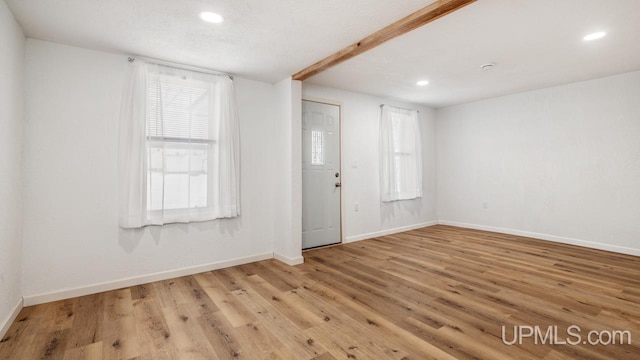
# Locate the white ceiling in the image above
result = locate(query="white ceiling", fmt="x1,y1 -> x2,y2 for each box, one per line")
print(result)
5,0 -> 431,83
308,0 -> 640,107
6,0 -> 640,108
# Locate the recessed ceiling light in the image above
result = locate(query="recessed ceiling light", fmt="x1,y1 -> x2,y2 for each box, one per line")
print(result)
583,31 -> 606,41
200,12 -> 224,24
416,80 -> 429,86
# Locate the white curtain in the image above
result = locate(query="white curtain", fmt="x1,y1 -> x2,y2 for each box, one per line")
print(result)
379,105 -> 422,202
118,62 -> 148,228
118,62 -> 240,228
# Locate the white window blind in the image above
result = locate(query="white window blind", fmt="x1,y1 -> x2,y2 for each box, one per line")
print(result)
379,105 -> 423,202
147,80 -> 210,140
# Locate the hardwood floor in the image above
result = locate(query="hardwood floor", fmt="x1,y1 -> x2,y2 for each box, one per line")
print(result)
1,225 -> 639,359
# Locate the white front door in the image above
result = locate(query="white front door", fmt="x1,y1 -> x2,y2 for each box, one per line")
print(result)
302,100 -> 341,250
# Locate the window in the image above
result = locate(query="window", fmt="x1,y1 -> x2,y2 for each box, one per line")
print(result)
118,62 -> 240,228
311,130 -> 324,165
379,105 -> 422,202
146,74 -> 213,219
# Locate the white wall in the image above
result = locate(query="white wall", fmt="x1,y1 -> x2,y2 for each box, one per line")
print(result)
437,71 -> 640,255
0,0 -> 25,335
22,39 -> 280,303
302,84 -> 438,242
272,78 -> 303,264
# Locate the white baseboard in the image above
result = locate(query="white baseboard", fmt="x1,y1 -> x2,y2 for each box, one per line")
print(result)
438,220 -> 640,257
0,298 -> 23,340
345,220 -> 439,243
274,252 -> 305,266
23,251 -> 274,306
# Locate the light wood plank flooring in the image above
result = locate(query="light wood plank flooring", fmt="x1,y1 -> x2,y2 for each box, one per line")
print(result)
1,225 -> 639,359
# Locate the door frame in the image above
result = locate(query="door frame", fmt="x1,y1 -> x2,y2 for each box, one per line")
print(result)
301,97 -> 344,248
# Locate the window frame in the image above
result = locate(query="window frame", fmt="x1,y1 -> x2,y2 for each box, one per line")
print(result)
380,105 -> 423,202
144,71 -> 218,223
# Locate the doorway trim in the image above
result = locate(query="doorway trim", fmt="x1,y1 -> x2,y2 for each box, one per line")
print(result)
301,97 -> 344,249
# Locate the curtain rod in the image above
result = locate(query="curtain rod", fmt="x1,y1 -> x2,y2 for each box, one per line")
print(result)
380,104 -> 419,113
127,56 -> 233,80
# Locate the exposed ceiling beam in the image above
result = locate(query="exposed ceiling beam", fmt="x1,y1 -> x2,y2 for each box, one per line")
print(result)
292,0 -> 477,81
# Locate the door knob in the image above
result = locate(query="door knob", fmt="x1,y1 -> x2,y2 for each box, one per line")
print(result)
335,182 -> 342,188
